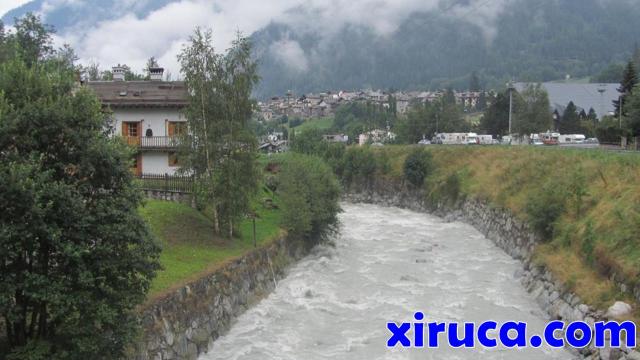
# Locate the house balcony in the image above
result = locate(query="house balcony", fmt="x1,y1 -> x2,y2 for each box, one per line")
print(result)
124,136 -> 180,150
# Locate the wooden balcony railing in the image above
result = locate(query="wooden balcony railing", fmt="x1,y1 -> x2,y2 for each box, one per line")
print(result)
124,136 -> 180,149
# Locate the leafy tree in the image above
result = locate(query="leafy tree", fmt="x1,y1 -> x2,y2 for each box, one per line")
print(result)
396,101 -> 436,143
83,61 -> 100,81
12,13 -> 54,67
277,154 -> 340,238
0,18 -> 159,358
291,127 -> 325,155
437,91 -> 468,132
559,101 -> 582,134
596,115 -> 625,143
513,84 -> 553,136
480,91 -> 516,136
179,29 -> 260,238
613,60 -> 638,117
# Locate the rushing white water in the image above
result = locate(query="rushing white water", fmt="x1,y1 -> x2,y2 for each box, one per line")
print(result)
200,203 -> 573,359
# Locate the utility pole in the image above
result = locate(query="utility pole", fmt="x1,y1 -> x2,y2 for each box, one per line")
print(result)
507,81 -> 515,135
619,94 -> 623,129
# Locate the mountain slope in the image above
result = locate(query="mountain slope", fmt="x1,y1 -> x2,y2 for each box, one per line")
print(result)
252,0 -> 640,97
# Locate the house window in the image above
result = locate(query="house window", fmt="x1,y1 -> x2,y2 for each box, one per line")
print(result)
168,152 -> 179,167
122,122 -> 139,137
168,121 -> 186,137
146,128 -> 153,137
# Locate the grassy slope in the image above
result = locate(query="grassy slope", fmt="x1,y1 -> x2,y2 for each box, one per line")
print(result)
139,195 -> 282,299
294,116 -> 334,132
366,145 -> 640,312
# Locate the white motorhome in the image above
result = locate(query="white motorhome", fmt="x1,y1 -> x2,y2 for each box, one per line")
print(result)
434,133 -> 479,145
558,134 -> 586,144
477,135 -> 495,145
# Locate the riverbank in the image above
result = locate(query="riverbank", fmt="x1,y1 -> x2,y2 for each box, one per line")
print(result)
139,199 -> 283,299
344,179 -> 639,359
328,145 -> 640,311
128,153 -> 341,359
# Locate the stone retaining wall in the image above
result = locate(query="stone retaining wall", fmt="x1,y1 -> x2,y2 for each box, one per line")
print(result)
344,186 -> 640,360
143,190 -> 194,206
130,234 -> 307,360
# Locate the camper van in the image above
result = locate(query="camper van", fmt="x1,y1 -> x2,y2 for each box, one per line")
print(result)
434,133 -> 479,145
477,135 -> 495,145
558,134 -> 586,144
540,132 -> 560,145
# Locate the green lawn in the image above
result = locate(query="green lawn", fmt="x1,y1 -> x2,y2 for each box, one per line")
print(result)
294,116 -> 334,132
139,194 -> 283,298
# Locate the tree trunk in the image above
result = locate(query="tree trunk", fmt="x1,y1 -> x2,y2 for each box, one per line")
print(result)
212,205 -> 220,235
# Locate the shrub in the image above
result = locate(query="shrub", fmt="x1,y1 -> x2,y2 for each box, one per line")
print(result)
403,148 -> 434,187
342,147 -> 376,187
443,172 -> 462,203
525,178 -> 569,239
277,154 -> 341,239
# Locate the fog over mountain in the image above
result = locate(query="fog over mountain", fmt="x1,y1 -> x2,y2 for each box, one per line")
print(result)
3,0 -> 640,98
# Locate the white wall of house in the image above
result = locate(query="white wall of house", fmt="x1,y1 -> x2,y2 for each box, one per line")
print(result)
142,152 -> 178,175
108,107 -> 186,175
110,108 -> 186,137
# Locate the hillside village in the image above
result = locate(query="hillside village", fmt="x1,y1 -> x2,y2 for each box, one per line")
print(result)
257,89 -> 487,120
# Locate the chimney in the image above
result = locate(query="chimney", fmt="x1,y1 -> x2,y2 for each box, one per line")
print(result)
112,65 -> 126,81
149,67 -> 164,81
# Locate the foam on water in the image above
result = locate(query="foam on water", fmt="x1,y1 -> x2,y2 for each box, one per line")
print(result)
199,203 -> 573,359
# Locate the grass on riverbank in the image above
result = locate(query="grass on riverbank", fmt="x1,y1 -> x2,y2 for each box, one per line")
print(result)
346,145 -> 640,315
139,196 -> 283,300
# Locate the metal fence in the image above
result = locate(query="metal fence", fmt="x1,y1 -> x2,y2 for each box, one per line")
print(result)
137,173 -> 194,193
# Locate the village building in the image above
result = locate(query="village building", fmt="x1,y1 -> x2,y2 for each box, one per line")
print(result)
87,66 -> 188,176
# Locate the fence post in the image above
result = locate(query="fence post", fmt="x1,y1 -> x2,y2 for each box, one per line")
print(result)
164,173 -> 168,193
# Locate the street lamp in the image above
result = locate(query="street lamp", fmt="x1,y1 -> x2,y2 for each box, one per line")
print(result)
597,85 -> 606,121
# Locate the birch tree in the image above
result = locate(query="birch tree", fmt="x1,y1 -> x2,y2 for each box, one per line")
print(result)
178,28 -> 259,238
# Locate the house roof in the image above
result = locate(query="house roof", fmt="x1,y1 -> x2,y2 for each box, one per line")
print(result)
514,82 -> 619,120
86,81 -> 188,108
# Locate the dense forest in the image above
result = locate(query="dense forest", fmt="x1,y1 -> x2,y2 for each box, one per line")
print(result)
252,0 -> 640,98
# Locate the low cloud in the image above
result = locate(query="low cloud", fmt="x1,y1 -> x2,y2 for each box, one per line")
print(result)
270,39 -> 309,72
35,0 -> 510,76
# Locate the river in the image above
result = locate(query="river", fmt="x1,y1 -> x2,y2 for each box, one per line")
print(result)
200,203 -> 572,359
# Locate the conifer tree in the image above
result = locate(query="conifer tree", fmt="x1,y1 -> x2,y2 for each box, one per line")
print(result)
614,60 -> 638,117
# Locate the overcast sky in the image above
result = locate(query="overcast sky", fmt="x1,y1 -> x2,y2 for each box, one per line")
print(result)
0,0 -> 31,19
3,0 -> 508,77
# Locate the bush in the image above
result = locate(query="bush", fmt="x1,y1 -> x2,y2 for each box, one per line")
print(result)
277,154 -> 341,238
525,178 -> 568,239
403,148 -> 434,187
342,147 -> 377,187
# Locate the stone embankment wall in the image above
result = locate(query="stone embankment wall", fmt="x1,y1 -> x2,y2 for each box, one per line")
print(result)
344,183 -> 640,360
142,190 -> 194,206
130,234 -> 307,360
